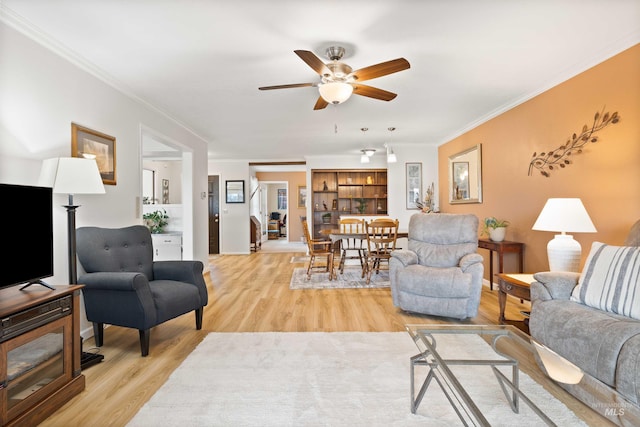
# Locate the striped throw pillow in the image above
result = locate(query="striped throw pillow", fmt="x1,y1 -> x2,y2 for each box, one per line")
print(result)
570,242 -> 640,319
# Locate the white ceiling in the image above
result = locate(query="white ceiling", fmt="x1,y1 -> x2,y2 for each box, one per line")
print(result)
3,0 -> 640,162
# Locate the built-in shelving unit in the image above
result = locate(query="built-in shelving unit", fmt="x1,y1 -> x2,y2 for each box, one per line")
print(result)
311,169 -> 387,238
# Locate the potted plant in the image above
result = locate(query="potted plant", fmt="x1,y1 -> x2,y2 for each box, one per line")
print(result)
322,212 -> 332,224
482,216 -> 509,242
143,209 -> 169,234
354,198 -> 367,214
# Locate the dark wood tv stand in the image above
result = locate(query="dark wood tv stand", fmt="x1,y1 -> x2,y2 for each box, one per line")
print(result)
0,285 -> 85,426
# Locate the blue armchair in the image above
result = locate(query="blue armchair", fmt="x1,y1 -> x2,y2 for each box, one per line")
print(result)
76,225 -> 208,356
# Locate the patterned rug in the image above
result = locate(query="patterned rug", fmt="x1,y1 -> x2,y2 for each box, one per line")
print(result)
289,266 -> 389,289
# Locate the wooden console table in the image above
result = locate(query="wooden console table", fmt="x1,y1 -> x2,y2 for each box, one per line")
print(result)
478,239 -> 524,290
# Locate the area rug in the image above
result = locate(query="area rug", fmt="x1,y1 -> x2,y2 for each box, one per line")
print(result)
128,332 -> 586,427
289,266 -> 389,289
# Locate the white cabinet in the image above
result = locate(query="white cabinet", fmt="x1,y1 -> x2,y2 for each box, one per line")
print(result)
151,234 -> 182,261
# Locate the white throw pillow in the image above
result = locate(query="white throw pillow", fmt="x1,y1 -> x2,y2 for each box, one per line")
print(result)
571,242 -> 640,319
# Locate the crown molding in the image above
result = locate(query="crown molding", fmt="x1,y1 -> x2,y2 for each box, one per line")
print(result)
438,36 -> 640,146
0,4 -> 210,145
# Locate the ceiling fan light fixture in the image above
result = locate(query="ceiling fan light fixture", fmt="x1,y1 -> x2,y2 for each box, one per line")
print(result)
318,82 -> 353,104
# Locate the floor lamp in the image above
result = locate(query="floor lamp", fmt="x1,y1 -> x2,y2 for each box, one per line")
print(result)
38,157 -> 105,284
39,157 -> 106,370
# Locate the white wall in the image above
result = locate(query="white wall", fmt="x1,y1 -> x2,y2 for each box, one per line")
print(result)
142,160 -> 183,204
0,20 -> 210,335
208,160 -> 250,254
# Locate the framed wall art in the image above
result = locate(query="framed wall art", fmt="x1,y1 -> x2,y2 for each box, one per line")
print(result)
448,144 -> 482,204
277,188 -> 287,209
405,162 -> 422,209
297,186 -> 307,208
71,122 -> 116,185
162,179 -> 170,204
452,161 -> 470,200
225,180 -> 245,203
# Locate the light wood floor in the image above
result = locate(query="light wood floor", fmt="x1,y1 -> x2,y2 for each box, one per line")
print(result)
40,251 -> 607,426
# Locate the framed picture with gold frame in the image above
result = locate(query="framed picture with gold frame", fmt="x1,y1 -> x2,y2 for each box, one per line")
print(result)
71,123 -> 116,185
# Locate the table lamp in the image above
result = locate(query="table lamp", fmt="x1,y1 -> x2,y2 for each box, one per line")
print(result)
38,157 -> 105,284
532,198 -> 596,272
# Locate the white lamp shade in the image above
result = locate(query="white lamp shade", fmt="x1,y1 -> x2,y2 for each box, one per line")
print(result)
360,154 -> 370,163
38,157 -> 105,195
532,198 -> 596,233
318,82 -> 353,104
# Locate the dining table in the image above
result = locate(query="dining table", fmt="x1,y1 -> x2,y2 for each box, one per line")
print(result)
319,228 -> 409,275
319,228 -> 409,243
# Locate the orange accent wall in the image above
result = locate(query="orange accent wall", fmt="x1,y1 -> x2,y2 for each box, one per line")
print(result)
256,171 -> 306,243
438,44 -> 640,276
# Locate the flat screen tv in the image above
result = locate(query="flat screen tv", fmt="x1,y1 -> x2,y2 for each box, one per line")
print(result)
0,183 -> 54,289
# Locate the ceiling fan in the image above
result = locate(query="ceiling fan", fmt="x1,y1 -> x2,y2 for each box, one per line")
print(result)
258,46 -> 410,110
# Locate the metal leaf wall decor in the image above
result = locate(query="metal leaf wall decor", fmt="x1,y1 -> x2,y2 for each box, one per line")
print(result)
528,109 -> 620,177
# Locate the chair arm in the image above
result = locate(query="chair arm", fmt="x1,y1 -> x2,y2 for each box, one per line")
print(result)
78,272 -> 150,292
153,260 -> 208,305
531,271 -> 580,302
390,249 -> 418,267
78,272 -> 158,328
310,240 -> 333,251
459,253 -> 483,271
310,239 -> 331,245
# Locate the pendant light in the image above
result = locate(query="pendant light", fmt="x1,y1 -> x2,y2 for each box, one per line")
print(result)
359,128 -> 375,163
385,127 -> 397,163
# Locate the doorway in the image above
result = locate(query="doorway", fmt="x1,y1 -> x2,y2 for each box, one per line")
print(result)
261,181 -> 288,242
208,175 -> 220,254
141,125 -> 194,259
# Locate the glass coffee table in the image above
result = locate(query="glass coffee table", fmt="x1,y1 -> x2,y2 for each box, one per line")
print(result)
405,324 -> 586,427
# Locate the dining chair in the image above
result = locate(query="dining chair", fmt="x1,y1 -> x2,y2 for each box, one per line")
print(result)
364,218 -> 399,284
337,217 -> 366,276
301,219 -> 335,280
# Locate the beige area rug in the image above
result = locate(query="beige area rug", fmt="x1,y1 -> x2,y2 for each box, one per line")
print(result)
128,332 -> 587,427
289,266 -> 389,289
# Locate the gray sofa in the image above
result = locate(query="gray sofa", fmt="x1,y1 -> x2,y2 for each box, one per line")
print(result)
389,213 -> 483,320
530,220 -> 640,426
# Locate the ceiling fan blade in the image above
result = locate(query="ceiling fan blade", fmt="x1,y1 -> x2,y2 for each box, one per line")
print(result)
294,50 -> 332,77
351,58 -> 410,82
313,96 -> 329,110
259,83 -> 316,90
352,84 -> 397,101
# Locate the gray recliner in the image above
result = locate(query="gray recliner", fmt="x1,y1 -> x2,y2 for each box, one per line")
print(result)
76,225 -> 208,356
389,213 -> 484,320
